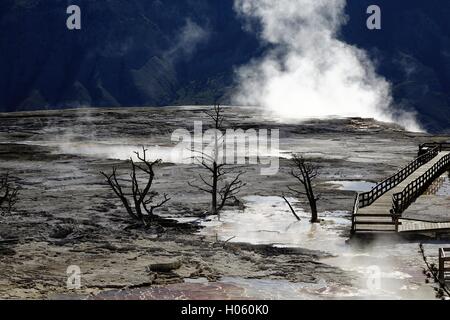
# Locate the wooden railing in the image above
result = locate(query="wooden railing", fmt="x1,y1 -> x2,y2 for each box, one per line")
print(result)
356,146 -> 439,209
419,142 -> 450,156
351,193 -> 359,233
439,248 -> 450,284
392,151 -> 450,214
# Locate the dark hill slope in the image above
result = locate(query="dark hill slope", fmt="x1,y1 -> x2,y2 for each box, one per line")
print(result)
1,0 -> 450,132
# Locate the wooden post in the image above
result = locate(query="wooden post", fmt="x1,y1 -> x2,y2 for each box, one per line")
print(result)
439,248 -> 445,284
351,193 -> 359,235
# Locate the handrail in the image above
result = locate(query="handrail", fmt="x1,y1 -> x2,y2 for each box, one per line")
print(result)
351,193 -> 359,234
419,142 -> 450,155
420,142 -> 450,150
392,151 -> 450,215
439,248 -> 450,284
356,146 -> 439,209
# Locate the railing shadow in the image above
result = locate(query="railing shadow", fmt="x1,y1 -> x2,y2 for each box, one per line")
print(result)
392,152 -> 450,215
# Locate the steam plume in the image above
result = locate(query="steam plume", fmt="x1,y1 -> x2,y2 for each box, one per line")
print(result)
232,0 -> 422,132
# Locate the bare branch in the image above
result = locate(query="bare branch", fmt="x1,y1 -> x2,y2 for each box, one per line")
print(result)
101,149 -> 169,225
198,174 -> 213,188
143,193 -> 171,216
287,186 -> 306,195
188,180 -> 214,194
282,196 -> 301,221
218,172 -> 245,212
190,104 -> 245,216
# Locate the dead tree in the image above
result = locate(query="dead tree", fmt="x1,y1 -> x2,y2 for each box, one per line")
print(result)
101,147 -> 170,225
286,154 -> 320,223
419,243 -> 450,299
189,104 -> 245,217
0,172 -> 19,215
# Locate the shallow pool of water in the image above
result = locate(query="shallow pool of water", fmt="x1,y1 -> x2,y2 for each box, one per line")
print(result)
198,196 -> 349,254
193,196 -> 437,300
326,181 -> 376,192
95,196 -> 440,300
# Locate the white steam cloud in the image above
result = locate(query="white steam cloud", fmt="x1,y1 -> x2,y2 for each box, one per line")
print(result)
232,0 -> 422,132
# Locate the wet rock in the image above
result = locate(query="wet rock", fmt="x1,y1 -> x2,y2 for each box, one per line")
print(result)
0,106 -> 438,299
49,225 -> 73,239
0,246 -> 16,256
148,258 -> 182,273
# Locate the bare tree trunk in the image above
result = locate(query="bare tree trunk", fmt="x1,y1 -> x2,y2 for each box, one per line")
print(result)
309,196 -> 318,223
305,173 -> 318,223
288,154 -> 320,223
212,162 -> 218,215
189,104 -> 245,217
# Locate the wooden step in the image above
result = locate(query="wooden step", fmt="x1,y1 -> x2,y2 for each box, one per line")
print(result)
354,216 -> 393,221
355,220 -> 395,225
354,221 -> 398,225
353,229 -> 397,234
362,208 -> 392,212
353,213 -> 393,217
354,224 -> 397,231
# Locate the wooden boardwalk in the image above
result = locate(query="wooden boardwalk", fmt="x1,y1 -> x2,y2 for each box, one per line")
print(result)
399,220 -> 450,233
352,143 -> 450,235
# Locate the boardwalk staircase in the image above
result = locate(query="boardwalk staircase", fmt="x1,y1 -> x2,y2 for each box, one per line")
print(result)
351,143 -> 450,234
